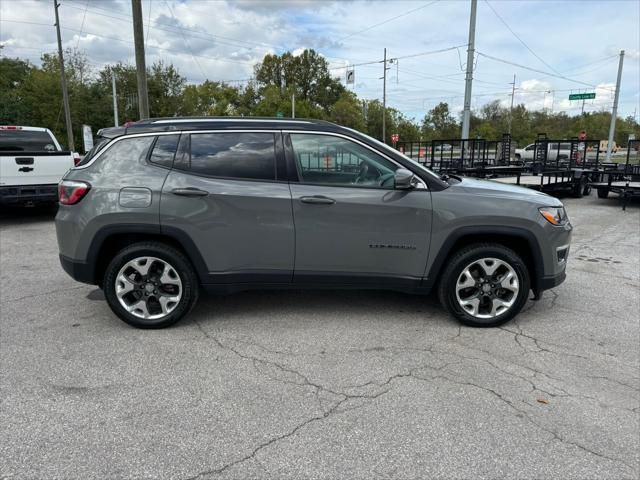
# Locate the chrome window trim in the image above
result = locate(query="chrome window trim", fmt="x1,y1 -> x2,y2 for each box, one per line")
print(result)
283,130 -> 427,190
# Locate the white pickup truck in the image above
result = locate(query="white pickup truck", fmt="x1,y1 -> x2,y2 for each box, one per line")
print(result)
514,142 -> 572,163
0,126 -> 79,207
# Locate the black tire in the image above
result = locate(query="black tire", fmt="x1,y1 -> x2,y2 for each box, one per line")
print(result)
573,176 -> 587,198
437,243 -> 530,328
103,242 -> 199,328
597,187 -> 609,199
582,183 -> 592,196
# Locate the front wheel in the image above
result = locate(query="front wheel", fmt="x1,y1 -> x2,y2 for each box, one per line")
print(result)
103,242 -> 199,328
437,244 -> 530,327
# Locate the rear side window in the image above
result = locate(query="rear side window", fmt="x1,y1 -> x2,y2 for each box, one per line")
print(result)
96,136 -> 155,176
0,130 -> 57,152
149,135 -> 180,168
175,132 -> 276,181
75,137 -> 110,167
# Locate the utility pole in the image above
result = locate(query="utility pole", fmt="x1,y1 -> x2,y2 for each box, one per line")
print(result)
131,0 -> 149,119
382,47 -> 388,143
508,73 -> 516,134
53,1 -> 74,151
291,93 -> 295,118
461,0 -> 477,139
606,49 -> 624,162
112,72 -> 119,127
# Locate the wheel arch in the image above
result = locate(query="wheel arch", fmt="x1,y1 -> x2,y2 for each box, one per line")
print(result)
425,226 -> 544,295
86,224 -> 208,286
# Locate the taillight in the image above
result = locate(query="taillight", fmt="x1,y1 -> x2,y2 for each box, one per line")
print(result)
73,155 -> 82,166
58,180 -> 91,205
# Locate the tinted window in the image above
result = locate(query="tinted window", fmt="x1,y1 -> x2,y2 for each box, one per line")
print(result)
75,137 -> 110,166
290,133 -> 398,188
149,134 -> 180,168
178,133 -> 276,180
0,130 -> 57,152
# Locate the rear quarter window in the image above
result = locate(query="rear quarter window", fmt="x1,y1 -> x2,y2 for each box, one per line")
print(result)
0,130 -> 57,152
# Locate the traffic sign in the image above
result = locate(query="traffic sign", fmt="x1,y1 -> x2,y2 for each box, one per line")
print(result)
276,111 -> 284,118
391,133 -> 399,143
569,93 -> 596,101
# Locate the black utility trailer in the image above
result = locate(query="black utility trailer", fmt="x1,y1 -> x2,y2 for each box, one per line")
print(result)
590,140 -> 640,209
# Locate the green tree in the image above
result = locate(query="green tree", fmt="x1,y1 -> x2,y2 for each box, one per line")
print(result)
421,102 -> 460,139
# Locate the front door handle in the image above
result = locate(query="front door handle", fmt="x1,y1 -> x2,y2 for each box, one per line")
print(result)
300,195 -> 335,205
171,187 -> 209,197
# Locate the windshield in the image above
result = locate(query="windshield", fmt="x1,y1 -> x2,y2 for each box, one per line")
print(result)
342,127 -> 445,183
0,129 -> 58,152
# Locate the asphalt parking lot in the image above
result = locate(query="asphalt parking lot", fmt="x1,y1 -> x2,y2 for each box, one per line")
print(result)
1,195 -> 638,479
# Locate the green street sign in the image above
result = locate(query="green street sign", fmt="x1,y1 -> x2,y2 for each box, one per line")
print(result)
569,92 -> 596,101
276,111 -> 284,118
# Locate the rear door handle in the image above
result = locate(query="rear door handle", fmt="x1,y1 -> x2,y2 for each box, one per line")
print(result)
299,195 -> 335,205
171,188 -> 209,197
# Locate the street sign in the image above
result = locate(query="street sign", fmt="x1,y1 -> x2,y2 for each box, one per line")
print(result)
82,125 -> 93,152
346,68 -> 355,84
569,92 -> 596,101
276,111 -> 284,118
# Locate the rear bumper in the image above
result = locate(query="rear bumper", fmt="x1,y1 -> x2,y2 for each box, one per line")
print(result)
0,184 -> 58,205
59,254 -> 96,285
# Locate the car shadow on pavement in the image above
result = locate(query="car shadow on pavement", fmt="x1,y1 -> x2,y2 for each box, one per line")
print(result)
0,205 -> 58,227
185,288 -> 448,327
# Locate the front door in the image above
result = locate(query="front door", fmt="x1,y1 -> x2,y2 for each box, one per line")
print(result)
161,131 -> 294,284
286,132 -> 432,287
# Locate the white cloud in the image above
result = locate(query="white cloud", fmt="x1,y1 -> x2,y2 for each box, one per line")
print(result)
0,0 -> 638,121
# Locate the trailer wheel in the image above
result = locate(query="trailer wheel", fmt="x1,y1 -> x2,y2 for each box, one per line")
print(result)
573,176 -> 587,198
597,187 -> 609,199
582,183 -> 592,196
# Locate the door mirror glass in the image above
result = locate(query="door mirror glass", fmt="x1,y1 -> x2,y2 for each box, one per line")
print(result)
394,168 -> 414,189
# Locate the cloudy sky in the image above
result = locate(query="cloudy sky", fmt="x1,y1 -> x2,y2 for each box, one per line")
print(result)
1,0 -> 639,122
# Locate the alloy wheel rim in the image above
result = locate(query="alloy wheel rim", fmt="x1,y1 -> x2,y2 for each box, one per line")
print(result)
115,256 -> 183,320
455,257 -> 519,319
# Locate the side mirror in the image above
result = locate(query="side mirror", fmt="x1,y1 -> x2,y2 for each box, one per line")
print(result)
394,168 -> 415,189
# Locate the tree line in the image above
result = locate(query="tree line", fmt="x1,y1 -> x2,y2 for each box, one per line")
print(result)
1,48 -> 638,152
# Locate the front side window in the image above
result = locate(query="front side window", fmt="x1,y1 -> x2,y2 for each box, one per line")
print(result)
175,132 -> 276,181
290,133 -> 398,188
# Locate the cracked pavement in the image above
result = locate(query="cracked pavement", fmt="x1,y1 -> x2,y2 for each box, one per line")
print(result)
1,195 -> 639,479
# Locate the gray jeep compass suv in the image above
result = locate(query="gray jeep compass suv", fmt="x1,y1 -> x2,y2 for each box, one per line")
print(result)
56,118 -> 571,329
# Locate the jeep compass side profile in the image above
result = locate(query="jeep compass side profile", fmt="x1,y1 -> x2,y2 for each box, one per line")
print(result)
56,118 -> 571,328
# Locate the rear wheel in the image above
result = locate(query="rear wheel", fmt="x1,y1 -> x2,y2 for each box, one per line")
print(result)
438,244 -> 530,328
597,187 -> 609,198
103,242 -> 199,328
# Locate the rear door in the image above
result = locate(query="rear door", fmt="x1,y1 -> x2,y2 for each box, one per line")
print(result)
0,128 -> 72,186
160,130 -> 295,284
286,132 -> 432,287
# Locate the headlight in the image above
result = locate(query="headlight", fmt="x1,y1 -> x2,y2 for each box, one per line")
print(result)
539,206 -> 568,226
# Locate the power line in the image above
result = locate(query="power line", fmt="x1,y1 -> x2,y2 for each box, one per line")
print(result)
476,51 -> 614,89
484,0 -> 561,75
163,0 -> 206,80
336,0 -> 440,42
330,45 -> 467,71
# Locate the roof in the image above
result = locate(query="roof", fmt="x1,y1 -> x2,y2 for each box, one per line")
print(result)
122,116 -> 342,135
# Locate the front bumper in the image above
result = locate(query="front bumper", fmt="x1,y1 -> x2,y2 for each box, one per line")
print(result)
0,184 -> 58,206
540,270 -> 566,290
